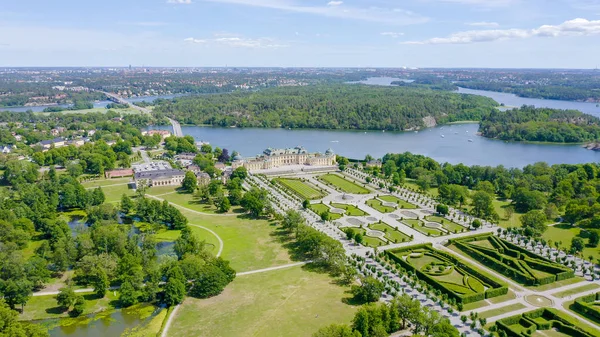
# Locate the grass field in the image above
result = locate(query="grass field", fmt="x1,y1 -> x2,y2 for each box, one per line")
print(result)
425,216 -> 466,233
366,198 -> 396,213
498,308 -> 600,337
276,178 -> 325,200
379,195 -> 417,209
318,174 -> 370,194
168,265 -> 357,337
330,203 -> 366,216
147,186 -> 242,215
182,210 -> 292,273
478,303 -> 526,319
552,283 -> 600,298
369,222 -> 412,243
526,277 -> 584,291
19,291 -> 119,321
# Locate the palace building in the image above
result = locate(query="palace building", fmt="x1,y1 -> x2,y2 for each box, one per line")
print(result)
232,146 -> 336,171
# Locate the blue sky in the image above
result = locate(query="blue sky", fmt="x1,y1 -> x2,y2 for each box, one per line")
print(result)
1,0 -> 600,67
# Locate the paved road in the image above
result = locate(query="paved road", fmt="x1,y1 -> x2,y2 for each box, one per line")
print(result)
168,117 -> 184,137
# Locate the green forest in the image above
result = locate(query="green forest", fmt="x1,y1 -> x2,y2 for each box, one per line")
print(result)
479,106 -> 600,143
458,81 -> 600,102
152,85 -> 498,131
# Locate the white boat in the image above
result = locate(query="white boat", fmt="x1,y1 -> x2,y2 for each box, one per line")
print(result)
468,139 -> 473,142
441,135 -> 445,138
330,140 -> 339,143
454,132 -> 458,134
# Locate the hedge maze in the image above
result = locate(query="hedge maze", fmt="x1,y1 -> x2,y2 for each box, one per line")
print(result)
571,291 -> 600,325
386,244 -> 507,304
496,308 -> 597,337
450,234 -> 574,286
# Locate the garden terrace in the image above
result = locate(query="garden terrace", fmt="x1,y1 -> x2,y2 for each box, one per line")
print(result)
355,227 -> 387,248
402,219 -> 446,237
378,195 -> 417,209
317,174 -> 370,194
330,203 -> 367,216
274,178 -> 325,200
570,291 -> 600,325
309,203 -> 342,220
369,221 -> 412,244
386,244 -> 508,304
366,198 -> 396,213
449,234 -> 574,286
425,215 -> 467,234
496,308 -> 598,337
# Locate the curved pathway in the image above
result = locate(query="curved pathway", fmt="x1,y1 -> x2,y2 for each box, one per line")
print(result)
188,223 -> 224,257
146,194 -> 239,217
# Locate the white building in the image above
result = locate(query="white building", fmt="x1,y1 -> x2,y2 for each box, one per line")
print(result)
232,146 -> 336,171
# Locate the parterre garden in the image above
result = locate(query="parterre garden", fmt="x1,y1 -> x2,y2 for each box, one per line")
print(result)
330,203 -> 367,216
402,219 -> 445,237
496,308 -> 598,337
379,195 -> 418,209
425,215 -> 467,233
318,173 -> 370,194
386,244 -> 508,304
570,291 -> 600,325
449,234 -> 574,286
275,177 -> 325,200
309,203 -> 342,220
369,221 -> 412,243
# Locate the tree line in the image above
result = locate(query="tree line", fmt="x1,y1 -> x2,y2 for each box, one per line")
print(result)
152,85 -> 498,131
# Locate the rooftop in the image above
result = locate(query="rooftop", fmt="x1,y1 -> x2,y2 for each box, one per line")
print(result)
135,169 -> 185,180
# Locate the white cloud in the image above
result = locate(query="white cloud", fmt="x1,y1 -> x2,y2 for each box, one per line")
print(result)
167,0 -> 192,4
404,18 -> 600,44
129,21 -> 168,27
327,1 -> 343,6
381,32 -> 404,38
201,0 -> 428,24
184,37 -> 207,43
467,21 -> 499,27
184,35 -> 287,48
436,0 -> 516,7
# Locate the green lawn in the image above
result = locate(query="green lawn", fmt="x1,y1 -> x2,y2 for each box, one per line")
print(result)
168,265 -> 357,337
318,174 -> 370,194
526,277 -> 585,291
369,222 -> 412,243
425,216 -> 466,234
355,228 -> 387,248
478,303 -> 526,319
183,210 -> 292,273
403,219 -> 444,236
85,183 -> 134,203
148,186 -> 242,215
19,291 -> 119,321
81,177 -> 132,188
309,203 -> 342,220
276,178 -> 325,200
378,195 -> 417,209
552,283 -> 600,298
330,203 -> 366,216
403,180 -> 439,197
366,198 -> 396,213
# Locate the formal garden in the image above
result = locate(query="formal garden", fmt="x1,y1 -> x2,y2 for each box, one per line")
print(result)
366,195 -> 417,213
386,244 -> 508,305
309,203 -> 342,220
495,308 -> 598,337
317,173 -> 370,194
449,234 -> 574,286
402,219 -> 446,237
274,177 -> 325,200
570,291 -> 600,326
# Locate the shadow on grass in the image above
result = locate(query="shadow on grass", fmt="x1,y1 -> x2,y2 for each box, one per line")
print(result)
45,306 -> 67,315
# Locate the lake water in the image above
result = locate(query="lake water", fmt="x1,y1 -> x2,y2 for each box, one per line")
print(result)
457,87 -> 600,116
1,94 -> 182,112
150,123 -> 600,168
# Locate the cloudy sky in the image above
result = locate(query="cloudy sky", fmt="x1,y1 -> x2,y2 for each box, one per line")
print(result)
1,0 -> 600,68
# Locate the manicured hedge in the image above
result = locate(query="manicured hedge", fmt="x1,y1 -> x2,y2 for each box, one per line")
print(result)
572,291 -> 600,322
386,243 -> 506,304
497,308 -> 596,337
451,235 -> 573,286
